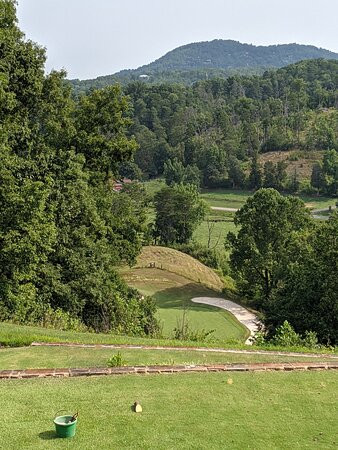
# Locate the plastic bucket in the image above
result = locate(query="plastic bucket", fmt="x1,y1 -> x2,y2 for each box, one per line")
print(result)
54,415 -> 77,438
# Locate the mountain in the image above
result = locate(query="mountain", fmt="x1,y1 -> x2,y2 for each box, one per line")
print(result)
70,40 -> 338,92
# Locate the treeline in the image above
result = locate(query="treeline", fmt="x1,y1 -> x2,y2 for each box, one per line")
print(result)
227,189 -> 338,345
122,59 -> 337,193
0,1 -> 158,335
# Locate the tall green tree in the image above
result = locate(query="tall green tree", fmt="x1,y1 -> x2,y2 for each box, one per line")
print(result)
153,184 -> 207,244
227,189 -> 311,303
266,213 -> 338,344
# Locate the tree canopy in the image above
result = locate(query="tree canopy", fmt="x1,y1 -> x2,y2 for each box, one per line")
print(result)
0,0 -> 158,335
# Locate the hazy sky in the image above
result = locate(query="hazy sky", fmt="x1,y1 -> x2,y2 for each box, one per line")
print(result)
17,0 -> 338,80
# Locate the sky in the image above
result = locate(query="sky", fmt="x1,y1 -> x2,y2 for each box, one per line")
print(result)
17,0 -> 338,80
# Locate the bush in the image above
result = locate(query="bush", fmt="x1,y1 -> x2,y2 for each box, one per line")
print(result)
271,321 -> 301,347
172,242 -> 230,276
107,352 -> 125,367
253,321 -> 321,349
299,180 -> 318,195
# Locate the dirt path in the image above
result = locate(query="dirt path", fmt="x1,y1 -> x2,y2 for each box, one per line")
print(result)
191,297 -> 260,345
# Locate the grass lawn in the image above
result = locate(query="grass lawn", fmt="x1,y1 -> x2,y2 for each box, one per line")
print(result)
0,346 -> 336,370
1,371 -> 337,449
200,188 -> 250,208
123,268 -> 247,342
194,219 -> 237,250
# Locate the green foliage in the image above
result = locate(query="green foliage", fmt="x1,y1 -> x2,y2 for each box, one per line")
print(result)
310,149 -> 338,195
254,321 -> 321,349
107,351 -> 125,367
271,321 -> 302,347
172,242 -> 229,276
227,188 -> 311,302
266,213 -> 338,345
153,184 -> 207,244
0,1 -> 159,336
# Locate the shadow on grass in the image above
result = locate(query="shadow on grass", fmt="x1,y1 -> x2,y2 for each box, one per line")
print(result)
38,430 -> 58,440
153,283 -> 224,312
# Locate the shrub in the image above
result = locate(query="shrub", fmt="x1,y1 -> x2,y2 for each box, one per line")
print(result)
254,321 -> 321,350
271,321 -> 302,347
107,352 -> 125,367
173,308 -> 215,342
172,242 -> 230,276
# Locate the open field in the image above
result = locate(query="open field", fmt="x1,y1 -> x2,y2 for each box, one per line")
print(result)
144,179 -> 335,210
1,371 -> 337,449
123,268 -> 247,342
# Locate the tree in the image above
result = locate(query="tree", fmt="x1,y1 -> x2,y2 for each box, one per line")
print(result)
0,1 -> 159,335
74,85 -> 137,178
310,163 -> 324,191
263,161 -> 287,191
228,156 -> 246,188
248,152 -> 262,190
322,149 -> 338,196
226,189 -> 311,303
153,184 -> 207,244
163,158 -> 185,186
266,213 -> 338,344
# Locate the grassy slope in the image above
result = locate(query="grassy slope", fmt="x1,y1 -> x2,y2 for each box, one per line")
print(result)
1,372 -> 337,449
134,246 -> 224,291
0,346 -> 336,370
122,268 -> 247,342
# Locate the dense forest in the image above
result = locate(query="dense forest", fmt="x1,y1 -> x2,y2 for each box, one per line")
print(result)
70,40 -> 338,89
0,0 -> 158,335
120,59 -> 337,194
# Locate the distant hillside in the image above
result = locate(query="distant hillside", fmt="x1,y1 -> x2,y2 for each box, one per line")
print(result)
70,40 -> 338,92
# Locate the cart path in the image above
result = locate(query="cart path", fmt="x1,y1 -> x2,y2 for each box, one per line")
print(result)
30,342 -> 338,359
191,297 -> 261,345
1,361 -> 337,379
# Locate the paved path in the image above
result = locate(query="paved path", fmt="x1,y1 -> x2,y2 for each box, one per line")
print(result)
1,361 -> 337,379
191,297 -> 261,345
211,206 -> 238,212
211,205 -> 336,219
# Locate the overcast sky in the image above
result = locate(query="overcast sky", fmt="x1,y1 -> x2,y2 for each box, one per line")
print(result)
17,0 -> 338,80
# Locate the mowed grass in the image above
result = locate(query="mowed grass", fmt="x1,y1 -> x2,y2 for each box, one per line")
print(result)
123,268 -> 247,342
1,371 -> 337,449
0,345 -> 336,370
200,188 -> 250,208
194,218 -> 237,250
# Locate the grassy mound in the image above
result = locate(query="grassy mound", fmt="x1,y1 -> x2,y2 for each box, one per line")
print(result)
135,246 -> 224,291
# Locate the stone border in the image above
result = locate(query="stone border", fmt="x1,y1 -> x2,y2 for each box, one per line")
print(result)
1,362 -> 337,379
31,342 -> 338,359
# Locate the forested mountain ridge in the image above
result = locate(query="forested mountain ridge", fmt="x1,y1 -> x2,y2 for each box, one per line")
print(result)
70,40 -> 338,91
121,59 -> 338,194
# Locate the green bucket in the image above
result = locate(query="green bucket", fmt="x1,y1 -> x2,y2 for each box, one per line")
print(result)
54,412 -> 78,438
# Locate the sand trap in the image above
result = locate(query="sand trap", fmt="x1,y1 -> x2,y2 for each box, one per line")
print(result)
191,297 -> 261,345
